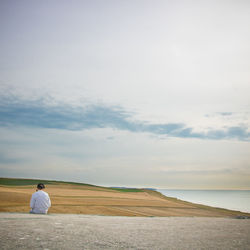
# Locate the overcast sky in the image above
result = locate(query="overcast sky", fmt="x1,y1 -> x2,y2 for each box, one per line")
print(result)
0,0 -> 250,189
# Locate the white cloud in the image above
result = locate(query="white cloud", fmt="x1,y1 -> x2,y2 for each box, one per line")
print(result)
0,0 -> 250,188
0,126 -> 250,188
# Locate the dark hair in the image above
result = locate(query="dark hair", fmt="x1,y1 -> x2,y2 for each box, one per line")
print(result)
37,183 -> 45,189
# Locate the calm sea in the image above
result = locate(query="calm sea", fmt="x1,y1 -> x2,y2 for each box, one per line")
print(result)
158,189 -> 250,213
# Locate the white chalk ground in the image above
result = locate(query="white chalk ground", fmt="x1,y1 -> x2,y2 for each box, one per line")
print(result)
0,213 -> 250,250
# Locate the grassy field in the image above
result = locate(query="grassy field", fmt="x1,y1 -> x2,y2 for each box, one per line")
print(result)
0,177 -> 249,217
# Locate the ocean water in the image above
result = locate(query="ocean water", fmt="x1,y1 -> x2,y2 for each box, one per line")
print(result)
158,189 -> 250,213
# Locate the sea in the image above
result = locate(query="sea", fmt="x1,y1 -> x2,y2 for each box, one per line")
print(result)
157,189 -> 250,213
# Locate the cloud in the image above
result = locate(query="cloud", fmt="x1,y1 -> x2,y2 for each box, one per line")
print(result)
0,96 -> 131,131
156,168 -> 234,175
0,96 -> 249,141
218,112 -> 233,116
206,126 -> 249,141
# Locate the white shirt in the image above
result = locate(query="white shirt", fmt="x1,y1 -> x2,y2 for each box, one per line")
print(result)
30,190 -> 51,214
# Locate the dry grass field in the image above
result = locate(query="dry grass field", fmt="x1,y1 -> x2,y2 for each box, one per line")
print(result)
0,178 -> 249,217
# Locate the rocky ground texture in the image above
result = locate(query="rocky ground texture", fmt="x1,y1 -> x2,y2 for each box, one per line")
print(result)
0,213 -> 250,249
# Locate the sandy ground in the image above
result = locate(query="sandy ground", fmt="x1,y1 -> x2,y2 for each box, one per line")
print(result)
0,213 -> 250,250
1,184 -> 249,217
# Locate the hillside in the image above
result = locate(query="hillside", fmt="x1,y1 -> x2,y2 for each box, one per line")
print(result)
0,178 -> 249,217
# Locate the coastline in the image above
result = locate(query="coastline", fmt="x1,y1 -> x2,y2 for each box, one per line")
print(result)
157,189 -> 250,213
1,178 -> 250,217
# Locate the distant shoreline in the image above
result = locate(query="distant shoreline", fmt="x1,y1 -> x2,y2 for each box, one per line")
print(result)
158,189 -> 250,213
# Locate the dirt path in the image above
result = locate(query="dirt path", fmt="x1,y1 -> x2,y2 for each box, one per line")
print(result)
0,213 -> 250,249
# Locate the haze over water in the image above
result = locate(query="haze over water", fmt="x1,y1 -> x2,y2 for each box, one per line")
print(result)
158,189 -> 250,213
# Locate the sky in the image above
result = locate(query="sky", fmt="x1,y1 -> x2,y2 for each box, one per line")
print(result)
0,0 -> 250,189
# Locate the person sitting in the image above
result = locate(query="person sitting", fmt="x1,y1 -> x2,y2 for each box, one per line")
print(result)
30,183 -> 51,214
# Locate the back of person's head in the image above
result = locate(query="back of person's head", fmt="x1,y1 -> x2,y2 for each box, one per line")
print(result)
37,183 -> 45,190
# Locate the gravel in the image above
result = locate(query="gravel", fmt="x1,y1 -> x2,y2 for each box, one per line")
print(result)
1,213 -> 250,249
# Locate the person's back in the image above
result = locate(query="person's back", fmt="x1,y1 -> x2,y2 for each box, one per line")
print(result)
30,183 -> 51,214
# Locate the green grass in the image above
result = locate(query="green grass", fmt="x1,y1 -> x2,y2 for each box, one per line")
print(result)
0,178 -> 97,187
0,178 -> 143,192
110,188 -> 143,192
0,178 -> 55,186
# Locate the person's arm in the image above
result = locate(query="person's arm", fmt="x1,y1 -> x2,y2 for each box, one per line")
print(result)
30,193 -> 36,209
48,195 -> 51,208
